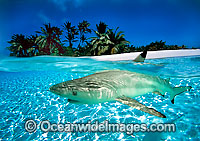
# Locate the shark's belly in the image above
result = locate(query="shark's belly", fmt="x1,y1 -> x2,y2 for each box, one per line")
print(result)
119,87 -> 155,98
83,87 -> 155,104
117,78 -> 157,98
68,87 -> 118,104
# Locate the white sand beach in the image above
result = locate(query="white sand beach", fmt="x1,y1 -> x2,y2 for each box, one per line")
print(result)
91,49 -> 200,61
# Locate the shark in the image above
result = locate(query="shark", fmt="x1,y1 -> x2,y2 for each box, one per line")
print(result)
114,50 -> 164,67
49,70 -> 191,118
133,50 -> 147,62
133,50 -> 165,66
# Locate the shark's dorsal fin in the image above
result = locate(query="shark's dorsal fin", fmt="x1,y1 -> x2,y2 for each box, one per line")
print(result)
116,96 -> 166,118
95,69 -> 121,74
133,50 -> 147,62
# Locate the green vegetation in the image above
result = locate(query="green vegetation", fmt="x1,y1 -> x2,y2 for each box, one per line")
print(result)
35,23 -> 63,55
90,22 -> 130,55
7,34 -> 38,57
7,21 -> 188,57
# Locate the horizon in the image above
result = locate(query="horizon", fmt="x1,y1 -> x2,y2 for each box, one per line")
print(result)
1,0 -> 200,55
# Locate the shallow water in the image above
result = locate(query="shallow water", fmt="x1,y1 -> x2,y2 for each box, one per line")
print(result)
0,56 -> 200,140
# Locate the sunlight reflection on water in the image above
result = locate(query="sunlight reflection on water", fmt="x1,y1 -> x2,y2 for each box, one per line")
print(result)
0,56 -> 199,140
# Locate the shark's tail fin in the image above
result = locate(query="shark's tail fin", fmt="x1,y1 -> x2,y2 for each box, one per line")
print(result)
133,50 -> 147,62
171,86 -> 192,104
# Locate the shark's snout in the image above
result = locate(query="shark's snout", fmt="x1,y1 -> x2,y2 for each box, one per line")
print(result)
49,85 -> 56,92
49,83 -> 71,96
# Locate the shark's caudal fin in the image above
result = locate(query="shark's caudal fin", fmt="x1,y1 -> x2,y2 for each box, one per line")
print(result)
171,86 -> 192,104
133,50 -> 147,62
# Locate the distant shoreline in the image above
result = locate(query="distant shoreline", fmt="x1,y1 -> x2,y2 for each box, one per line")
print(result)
91,49 -> 200,61
0,49 -> 199,72
26,49 -> 200,61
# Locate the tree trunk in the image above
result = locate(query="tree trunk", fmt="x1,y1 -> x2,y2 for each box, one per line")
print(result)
69,41 -> 73,48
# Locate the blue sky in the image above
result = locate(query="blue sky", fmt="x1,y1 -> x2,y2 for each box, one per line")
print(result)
0,0 -> 200,55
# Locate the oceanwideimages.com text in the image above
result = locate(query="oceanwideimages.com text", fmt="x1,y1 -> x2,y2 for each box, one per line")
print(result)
25,120 -> 176,134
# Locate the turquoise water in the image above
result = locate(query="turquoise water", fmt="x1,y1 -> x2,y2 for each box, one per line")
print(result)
0,56 -> 200,140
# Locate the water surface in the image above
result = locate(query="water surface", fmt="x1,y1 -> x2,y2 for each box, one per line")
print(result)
0,56 -> 199,140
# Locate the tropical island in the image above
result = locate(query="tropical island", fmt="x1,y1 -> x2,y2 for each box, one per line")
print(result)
7,21 -> 191,57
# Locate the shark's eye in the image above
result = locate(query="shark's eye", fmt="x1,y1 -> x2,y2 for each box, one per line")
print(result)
72,91 -> 77,96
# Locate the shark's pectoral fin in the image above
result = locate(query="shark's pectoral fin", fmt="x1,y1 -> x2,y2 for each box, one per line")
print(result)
116,96 -> 166,118
153,91 -> 164,97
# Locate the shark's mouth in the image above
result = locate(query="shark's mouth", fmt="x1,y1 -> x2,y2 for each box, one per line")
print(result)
68,99 -> 80,103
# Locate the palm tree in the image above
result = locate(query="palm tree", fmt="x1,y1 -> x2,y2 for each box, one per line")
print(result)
7,34 -> 39,57
7,34 -> 28,57
145,40 -> 167,51
27,35 -> 39,56
107,27 -> 130,54
89,22 -> 110,55
35,23 -> 63,55
96,22 -> 107,34
78,20 -> 91,47
89,22 -> 130,55
90,34 -> 114,55
63,21 -> 79,48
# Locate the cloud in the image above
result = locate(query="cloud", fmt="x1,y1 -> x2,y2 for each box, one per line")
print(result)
38,12 -> 54,24
49,0 -> 85,11
50,0 -> 68,11
74,0 -> 84,7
